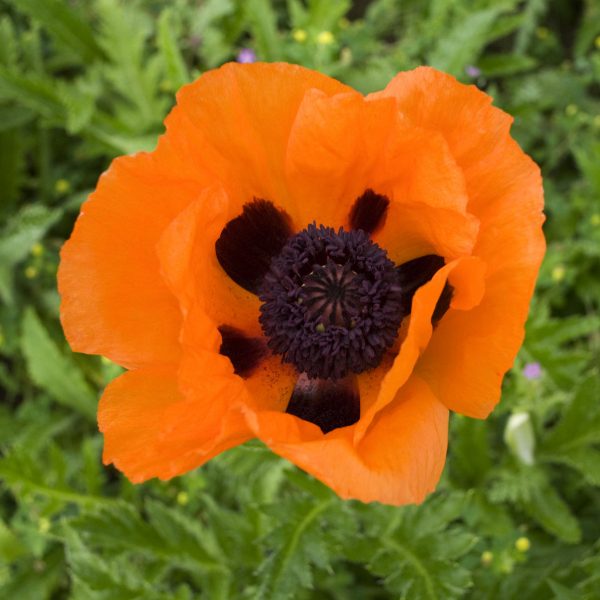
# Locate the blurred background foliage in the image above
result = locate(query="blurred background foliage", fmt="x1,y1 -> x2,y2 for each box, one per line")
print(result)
0,0 -> 599,598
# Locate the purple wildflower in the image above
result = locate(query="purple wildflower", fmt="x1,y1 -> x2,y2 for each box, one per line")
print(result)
465,65 -> 481,78
523,362 -> 542,380
237,48 -> 257,64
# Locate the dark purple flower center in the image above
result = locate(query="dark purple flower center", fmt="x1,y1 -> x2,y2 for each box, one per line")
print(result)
259,224 -> 404,380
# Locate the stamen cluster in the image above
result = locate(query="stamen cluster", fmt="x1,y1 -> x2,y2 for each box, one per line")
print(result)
259,224 -> 404,379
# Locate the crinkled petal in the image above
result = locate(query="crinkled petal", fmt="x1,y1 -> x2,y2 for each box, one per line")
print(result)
382,66 -> 545,417
355,256 -> 486,441
58,151 -> 204,368
245,376 -> 448,505
157,188 -> 261,334
99,368 -> 250,482
170,62 -> 352,216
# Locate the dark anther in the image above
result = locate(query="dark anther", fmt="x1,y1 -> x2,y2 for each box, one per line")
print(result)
259,224 -> 404,380
215,199 -> 294,294
287,373 -> 360,433
396,255 -> 445,314
348,189 -> 390,235
218,325 -> 268,378
432,283 -> 454,324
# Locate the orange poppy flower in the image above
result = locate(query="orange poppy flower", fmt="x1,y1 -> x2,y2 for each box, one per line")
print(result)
58,63 -> 545,505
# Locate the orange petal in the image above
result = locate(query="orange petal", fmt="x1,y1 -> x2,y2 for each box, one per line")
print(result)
157,188 -> 261,335
378,66 -> 512,169
99,368 -> 251,482
355,256 -> 486,441
168,62 -> 352,215
416,145 -> 544,417
384,67 -> 545,418
58,151 -> 204,368
246,376 -> 448,505
286,89 -> 471,231
373,201 -> 480,266
285,90 -> 397,227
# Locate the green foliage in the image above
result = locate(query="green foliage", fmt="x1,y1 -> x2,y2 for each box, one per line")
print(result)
0,0 -> 599,598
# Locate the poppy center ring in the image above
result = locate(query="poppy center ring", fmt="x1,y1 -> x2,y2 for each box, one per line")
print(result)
259,224 -> 405,380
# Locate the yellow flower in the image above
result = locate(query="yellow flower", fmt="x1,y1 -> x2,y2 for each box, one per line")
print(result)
317,31 -> 334,46
292,29 -> 307,43
515,537 -> 531,552
31,242 -> 44,257
565,104 -> 578,117
481,551 -> 493,566
38,518 -> 51,534
54,178 -> 71,195
24,266 -> 38,279
551,265 -> 566,282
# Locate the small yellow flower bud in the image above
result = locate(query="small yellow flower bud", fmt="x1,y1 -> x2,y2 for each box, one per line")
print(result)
38,518 -> 51,534
565,104 -> 578,117
177,491 -> 189,506
536,27 -> 549,40
481,551 -> 493,566
292,29 -> 307,43
24,266 -> 38,279
515,537 -> 530,552
54,179 -> 71,195
595,36 -> 600,50
30,242 -> 44,257
591,214 -> 600,226
551,265 -> 565,282
317,31 -> 334,46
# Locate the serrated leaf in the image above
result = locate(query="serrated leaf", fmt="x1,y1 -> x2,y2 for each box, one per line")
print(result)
245,0 -> 281,61
522,474 -> 581,543
350,494 -> 474,600
428,7 -> 505,75
543,376 -> 600,451
69,501 -> 225,574
0,204 -> 61,303
256,497 -> 346,599
14,0 -> 104,64
543,447 -> 600,486
21,307 -> 96,419
478,53 -> 538,76
157,9 -> 190,90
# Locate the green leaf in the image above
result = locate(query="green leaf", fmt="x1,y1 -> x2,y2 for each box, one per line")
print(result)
13,0 -> 104,64
544,447 -> 600,486
350,494 -> 475,600
0,204 -> 61,303
68,501 -> 225,574
256,496 -> 348,599
0,518 -> 27,562
478,53 -> 538,77
21,307 -> 97,420
157,9 -> 190,90
245,0 -> 281,61
522,472 -> 581,543
428,7 -> 505,75
543,376 -> 600,451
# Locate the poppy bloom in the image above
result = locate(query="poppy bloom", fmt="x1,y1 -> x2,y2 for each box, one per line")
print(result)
58,63 -> 544,505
